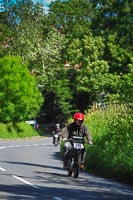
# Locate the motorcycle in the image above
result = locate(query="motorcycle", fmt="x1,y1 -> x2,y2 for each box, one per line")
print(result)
65,136 -> 85,178
53,132 -> 61,147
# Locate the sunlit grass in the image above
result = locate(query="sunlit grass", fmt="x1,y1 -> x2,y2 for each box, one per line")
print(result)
85,104 -> 132,184
0,122 -> 39,139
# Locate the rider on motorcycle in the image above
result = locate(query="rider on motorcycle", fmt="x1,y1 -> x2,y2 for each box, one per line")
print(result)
52,123 -> 62,144
62,112 -> 92,169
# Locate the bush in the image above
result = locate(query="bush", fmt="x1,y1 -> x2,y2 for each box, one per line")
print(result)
0,123 -> 8,138
85,104 -> 133,184
0,122 -> 39,139
15,122 -> 38,138
0,56 -> 43,123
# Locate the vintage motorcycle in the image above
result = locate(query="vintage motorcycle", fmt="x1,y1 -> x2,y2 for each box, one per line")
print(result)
65,136 -> 85,178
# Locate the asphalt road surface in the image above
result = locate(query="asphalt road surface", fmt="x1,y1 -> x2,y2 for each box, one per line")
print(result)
0,135 -> 132,200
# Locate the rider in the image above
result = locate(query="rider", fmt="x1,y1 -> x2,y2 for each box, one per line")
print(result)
52,123 -> 62,144
62,112 -> 92,169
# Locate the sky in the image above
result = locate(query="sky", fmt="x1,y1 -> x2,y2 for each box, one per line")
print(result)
0,0 -> 56,13
33,0 -> 55,13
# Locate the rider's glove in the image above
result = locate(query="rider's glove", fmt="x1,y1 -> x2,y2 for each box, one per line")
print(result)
62,138 -> 67,142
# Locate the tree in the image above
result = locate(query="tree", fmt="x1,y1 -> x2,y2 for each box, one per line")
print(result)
48,0 -> 94,38
2,0 -> 46,62
64,32 -> 110,109
103,33 -> 133,102
32,29 -> 73,124
1,0 -> 132,122
1,0 -> 73,123
0,56 -> 43,123
0,5 -> 12,57
91,0 -> 133,49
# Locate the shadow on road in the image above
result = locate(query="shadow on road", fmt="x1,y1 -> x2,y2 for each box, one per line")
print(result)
1,160 -> 133,200
0,182 -> 133,200
3,160 -> 62,171
1,137 -> 133,199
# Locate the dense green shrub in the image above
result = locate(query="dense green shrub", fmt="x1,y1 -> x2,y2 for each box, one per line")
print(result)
0,123 -> 9,138
0,122 -> 39,139
15,122 -> 38,138
0,56 -> 43,123
85,104 -> 133,184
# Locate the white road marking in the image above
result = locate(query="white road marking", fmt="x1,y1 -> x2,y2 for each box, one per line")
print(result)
12,175 -> 39,189
0,167 -> 39,189
7,145 -> 15,148
33,144 -> 39,146
12,175 -> 33,185
15,145 -> 23,147
0,167 -> 7,172
24,144 -> 31,147
0,143 -> 52,150
0,141 -> 49,190
0,146 -> 6,149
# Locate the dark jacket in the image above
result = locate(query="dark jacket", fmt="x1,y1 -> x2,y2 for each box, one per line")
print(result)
53,127 -> 62,134
62,122 -> 92,142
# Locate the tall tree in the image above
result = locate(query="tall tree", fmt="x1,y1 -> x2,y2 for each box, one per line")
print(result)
0,2 -> 12,57
31,29 -> 73,124
2,0 -> 46,61
90,0 -> 133,102
48,0 -> 133,105
91,0 -> 133,48
65,32 -> 110,109
1,1 -> 73,123
1,0 -> 132,122
48,0 -> 94,38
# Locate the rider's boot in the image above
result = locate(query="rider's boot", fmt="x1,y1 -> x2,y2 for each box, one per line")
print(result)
80,163 -> 85,170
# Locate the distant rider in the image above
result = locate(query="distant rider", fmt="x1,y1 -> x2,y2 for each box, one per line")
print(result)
52,123 -> 62,144
62,112 -> 92,169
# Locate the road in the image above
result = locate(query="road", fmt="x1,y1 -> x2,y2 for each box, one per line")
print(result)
0,135 -> 132,200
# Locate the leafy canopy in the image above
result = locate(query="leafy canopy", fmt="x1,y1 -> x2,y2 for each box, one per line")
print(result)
0,56 -> 43,123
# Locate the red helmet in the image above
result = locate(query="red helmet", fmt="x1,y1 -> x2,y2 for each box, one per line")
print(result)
74,112 -> 84,121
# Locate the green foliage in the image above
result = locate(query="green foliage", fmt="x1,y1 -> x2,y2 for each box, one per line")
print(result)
0,0 -> 132,121
4,0 -> 46,62
60,140 -> 65,160
0,123 -> 8,137
0,23 -> 10,57
65,33 -> 110,103
0,56 -> 43,123
48,0 -> 133,111
33,28 -> 67,86
52,78 -> 73,117
42,73 -> 73,124
29,29 -> 73,123
15,122 -> 38,138
91,0 -> 133,48
0,122 -> 39,139
49,0 -> 93,38
85,104 -> 133,183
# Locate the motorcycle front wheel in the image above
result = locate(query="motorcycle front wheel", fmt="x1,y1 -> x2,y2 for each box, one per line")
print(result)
73,162 -> 79,178
54,138 -> 58,146
67,159 -> 73,176
67,168 -> 73,176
